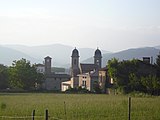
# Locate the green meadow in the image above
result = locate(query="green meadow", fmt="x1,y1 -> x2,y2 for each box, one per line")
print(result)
0,93 -> 160,120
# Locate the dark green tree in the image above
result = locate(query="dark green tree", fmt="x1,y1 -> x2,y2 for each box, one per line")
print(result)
8,58 -> 44,90
107,58 -> 160,94
0,64 -> 9,89
107,58 -> 140,93
156,52 -> 160,78
128,73 -> 143,92
107,58 -> 119,79
141,75 -> 160,95
93,81 -> 102,93
156,52 -> 160,68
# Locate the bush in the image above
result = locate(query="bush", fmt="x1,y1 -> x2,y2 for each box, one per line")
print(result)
65,87 -> 90,93
0,102 -> 6,110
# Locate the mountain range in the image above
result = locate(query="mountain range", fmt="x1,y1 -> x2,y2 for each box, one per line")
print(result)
0,44 -> 160,68
83,47 -> 160,67
0,44 -> 109,67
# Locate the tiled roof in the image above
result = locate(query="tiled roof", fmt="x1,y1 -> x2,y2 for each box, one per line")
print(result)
77,69 -> 99,77
80,63 -> 98,74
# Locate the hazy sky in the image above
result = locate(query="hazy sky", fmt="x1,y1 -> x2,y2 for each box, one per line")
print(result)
0,0 -> 160,52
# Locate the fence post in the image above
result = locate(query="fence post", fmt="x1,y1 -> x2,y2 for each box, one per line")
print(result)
64,101 -> 67,120
45,109 -> 48,120
32,110 -> 35,120
128,97 -> 131,120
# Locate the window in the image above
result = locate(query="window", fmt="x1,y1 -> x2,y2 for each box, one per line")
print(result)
99,75 -> 102,83
47,59 -> 50,62
96,59 -> 99,65
82,80 -> 86,87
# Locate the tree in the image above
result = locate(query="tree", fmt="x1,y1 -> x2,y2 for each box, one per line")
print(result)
129,73 -> 144,92
8,58 -> 44,90
156,52 -> 160,68
107,58 -> 140,93
93,81 -> 102,93
156,52 -> 160,78
107,58 -> 119,79
107,58 -> 159,94
35,72 -> 45,90
0,64 -> 9,89
141,75 -> 160,95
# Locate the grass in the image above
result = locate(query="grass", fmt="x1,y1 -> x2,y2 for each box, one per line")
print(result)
0,93 -> 160,120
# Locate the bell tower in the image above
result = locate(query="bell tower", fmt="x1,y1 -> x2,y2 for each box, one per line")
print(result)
71,48 -> 80,77
94,48 -> 102,68
44,56 -> 52,75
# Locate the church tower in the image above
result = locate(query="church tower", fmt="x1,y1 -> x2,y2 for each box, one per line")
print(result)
94,48 -> 102,68
71,48 -> 80,77
44,56 -> 52,75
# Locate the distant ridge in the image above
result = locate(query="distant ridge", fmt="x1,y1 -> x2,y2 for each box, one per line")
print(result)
154,45 -> 160,50
1,44 -> 109,67
83,47 -> 160,67
0,45 -> 40,66
1,44 -> 160,67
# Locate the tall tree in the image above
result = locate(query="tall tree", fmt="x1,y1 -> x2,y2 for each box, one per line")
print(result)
141,75 -> 160,95
0,64 -> 9,89
156,52 -> 160,68
8,58 -> 44,90
107,58 -> 159,94
107,58 -> 119,79
156,52 -> 160,78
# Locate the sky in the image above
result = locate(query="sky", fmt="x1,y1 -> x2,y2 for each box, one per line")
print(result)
0,0 -> 160,52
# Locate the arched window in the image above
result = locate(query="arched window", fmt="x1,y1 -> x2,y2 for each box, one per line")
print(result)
96,59 -> 99,65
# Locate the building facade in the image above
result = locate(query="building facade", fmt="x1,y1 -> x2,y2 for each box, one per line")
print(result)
35,49 -> 109,92
36,56 -> 70,91
62,48 -> 104,92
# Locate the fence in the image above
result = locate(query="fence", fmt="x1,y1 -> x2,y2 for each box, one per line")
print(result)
0,97 -> 157,120
0,109 -> 63,120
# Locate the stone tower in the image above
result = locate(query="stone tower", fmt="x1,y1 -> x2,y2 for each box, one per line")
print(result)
44,56 -> 52,75
94,48 -> 102,68
71,48 -> 80,77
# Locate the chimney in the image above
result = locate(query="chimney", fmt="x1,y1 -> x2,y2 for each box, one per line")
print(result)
143,57 -> 151,64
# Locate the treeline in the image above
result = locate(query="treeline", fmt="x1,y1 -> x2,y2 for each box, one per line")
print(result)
1,53 -> 160,95
107,52 -> 160,95
0,58 -> 44,91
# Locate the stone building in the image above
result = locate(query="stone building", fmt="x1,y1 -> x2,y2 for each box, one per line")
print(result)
35,49 -> 109,92
98,67 -> 113,93
36,56 -> 70,91
62,48 -> 104,92
36,63 -> 45,74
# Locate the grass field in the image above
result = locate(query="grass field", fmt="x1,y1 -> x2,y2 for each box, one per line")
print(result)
0,93 -> 160,120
